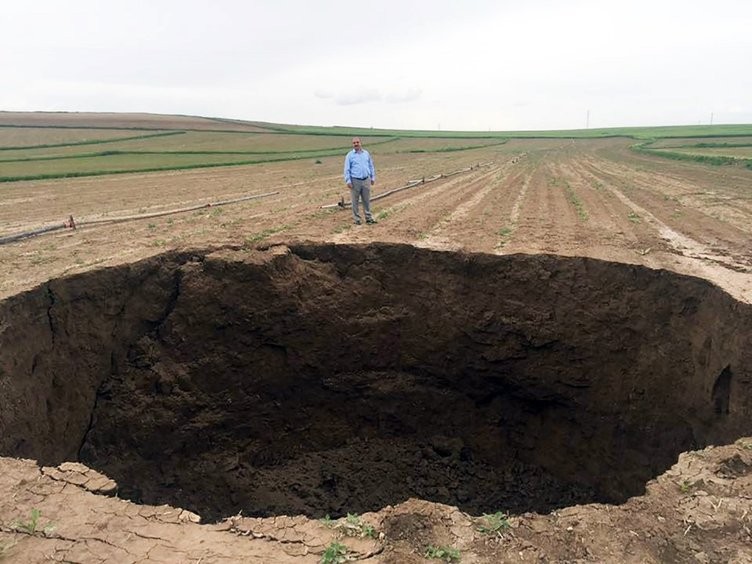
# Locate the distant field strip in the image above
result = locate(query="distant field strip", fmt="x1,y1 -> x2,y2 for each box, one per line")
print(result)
0,133 -> 501,160
635,140 -> 752,169
0,132 -> 385,158
0,128 -> 181,150
665,147 -> 752,158
0,151 -> 348,182
0,131 -> 507,182
263,123 -> 752,140
3,120 -> 750,182
381,138 -> 507,152
646,136 -> 752,148
0,147 -> 364,164
641,149 -> 752,168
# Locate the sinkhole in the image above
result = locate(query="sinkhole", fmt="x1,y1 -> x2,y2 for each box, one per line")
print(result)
1,243 -> 750,523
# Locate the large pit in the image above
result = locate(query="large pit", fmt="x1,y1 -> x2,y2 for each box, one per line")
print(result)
1,243 -> 750,523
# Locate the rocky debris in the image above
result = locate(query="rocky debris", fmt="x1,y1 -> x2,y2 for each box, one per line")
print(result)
42,462 -> 117,495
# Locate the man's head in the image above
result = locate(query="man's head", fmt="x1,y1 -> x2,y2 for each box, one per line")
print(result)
352,137 -> 362,151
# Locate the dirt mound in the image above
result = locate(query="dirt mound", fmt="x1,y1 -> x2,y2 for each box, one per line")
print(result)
1,243 -> 751,562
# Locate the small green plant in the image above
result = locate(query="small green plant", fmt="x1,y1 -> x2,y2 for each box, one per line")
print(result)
332,223 -> 352,235
11,508 -> 54,536
29,254 -> 48,266
563,181 -> 588,220
342,513 -> 377,538
319,514 -> 335,528
147,222 -> 157,229
243,225 -> 288,247
15,508 -> 41,533
315,159 -> 323,164
496,226 -> 513,250
627,211 -> 641,223
362,522 -> 377,538
425,545 -> 461,562
321,541 -> 348,564
477,511 -> 510,535
679,480 -> 693,493
345,513 -> 360,526
376,209 -> 391,221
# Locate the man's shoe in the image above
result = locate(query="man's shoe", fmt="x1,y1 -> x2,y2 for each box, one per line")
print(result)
366,218 -> 378,224
354,219 -> 362,225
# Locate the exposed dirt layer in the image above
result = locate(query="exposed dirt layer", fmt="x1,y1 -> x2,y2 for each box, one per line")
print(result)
1,244 -> 752,562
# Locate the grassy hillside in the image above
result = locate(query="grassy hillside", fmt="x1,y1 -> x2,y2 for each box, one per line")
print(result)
265,122 -> 752,140
0,112 -> 750,181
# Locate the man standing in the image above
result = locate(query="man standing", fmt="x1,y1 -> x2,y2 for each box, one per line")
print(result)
343,137 -> 377,225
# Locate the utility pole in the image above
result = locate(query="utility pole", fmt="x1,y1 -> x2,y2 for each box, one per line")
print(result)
586,109 -> 590,129
710,112 -> 714,125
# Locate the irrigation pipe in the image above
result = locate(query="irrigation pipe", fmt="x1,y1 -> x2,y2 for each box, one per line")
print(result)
80,190 -> 279,226
321,162 -> 494,210
0,190 -> 279,246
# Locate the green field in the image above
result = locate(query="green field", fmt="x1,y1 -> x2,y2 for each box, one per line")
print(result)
266,122 -> 752,140
667,146 -> 752,158
1,116 -> 750,182
0,128 -> 178,150
635,135 -> 752,169
0,132 -> 393,160
647,136 -> 752,148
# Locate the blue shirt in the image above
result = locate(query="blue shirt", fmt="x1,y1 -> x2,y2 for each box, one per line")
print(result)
343,148 -> 375,184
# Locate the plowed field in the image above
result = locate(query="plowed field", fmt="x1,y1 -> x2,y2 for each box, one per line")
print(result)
1,137 -> 750,302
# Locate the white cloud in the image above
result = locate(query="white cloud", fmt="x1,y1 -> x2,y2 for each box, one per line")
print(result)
335,89 -> 382,106
0,0 -> 750,130
385,88 -> 423,104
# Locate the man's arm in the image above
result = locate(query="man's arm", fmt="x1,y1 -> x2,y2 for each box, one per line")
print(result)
344,152 -> 352,186
369,153 -> 376,184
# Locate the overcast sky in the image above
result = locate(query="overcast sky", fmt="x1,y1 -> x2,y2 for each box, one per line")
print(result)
2,0 -> 750,131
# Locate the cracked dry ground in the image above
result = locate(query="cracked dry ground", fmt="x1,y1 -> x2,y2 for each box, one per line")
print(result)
1,137 -> 752,562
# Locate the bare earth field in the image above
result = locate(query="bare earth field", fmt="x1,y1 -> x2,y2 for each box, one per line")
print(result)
1,137 -> 749,302
1,115 -> 752,563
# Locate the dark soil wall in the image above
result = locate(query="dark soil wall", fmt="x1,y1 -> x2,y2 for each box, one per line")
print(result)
1,243 -> 750,521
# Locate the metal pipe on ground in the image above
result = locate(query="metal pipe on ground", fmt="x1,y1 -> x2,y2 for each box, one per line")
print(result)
0,216 -> 76,246
79,191 -> 279,226
0,191 -> 279,246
